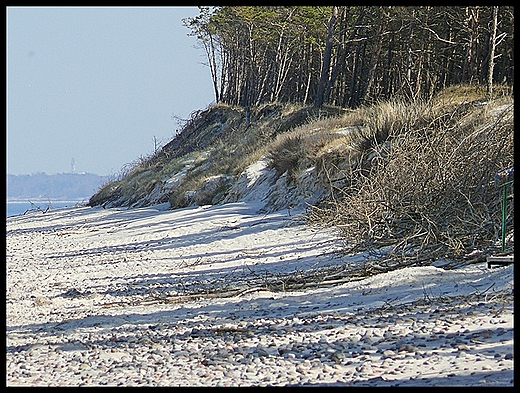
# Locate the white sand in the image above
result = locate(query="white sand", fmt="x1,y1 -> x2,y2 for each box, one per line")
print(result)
6,202 -> 514,386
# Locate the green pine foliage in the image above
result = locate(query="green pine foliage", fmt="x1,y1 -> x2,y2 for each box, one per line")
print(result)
185,6 -> 513,109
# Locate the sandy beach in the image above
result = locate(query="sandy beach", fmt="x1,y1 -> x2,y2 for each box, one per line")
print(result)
6,202 -> 514,386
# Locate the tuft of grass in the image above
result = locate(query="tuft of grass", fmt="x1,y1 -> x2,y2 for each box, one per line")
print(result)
265,133 -> 305,182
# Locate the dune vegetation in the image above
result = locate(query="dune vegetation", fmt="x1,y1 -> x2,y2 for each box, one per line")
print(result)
89,84 -> 513,266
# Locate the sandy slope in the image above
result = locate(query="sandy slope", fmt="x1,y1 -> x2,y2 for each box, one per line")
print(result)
6,203 -> 514,386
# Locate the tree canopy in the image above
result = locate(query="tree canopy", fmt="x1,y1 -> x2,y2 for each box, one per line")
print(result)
184,6 -> 514,108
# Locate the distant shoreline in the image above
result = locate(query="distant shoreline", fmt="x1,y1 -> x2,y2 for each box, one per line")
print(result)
6,199 -> 88,218
6,198 -> 89,203
6,172 -> 108,203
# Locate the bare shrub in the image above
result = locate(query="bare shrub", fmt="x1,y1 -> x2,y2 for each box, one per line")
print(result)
308,97 -> 514,264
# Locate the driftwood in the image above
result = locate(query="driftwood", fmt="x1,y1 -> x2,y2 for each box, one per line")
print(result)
96,255 -> 437,309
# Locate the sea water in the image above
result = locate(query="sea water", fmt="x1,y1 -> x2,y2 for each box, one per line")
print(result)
6,200 -> 86,218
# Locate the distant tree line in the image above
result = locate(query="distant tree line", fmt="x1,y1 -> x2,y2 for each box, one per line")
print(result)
6,173 -> 109,200
184,6 -> 514,108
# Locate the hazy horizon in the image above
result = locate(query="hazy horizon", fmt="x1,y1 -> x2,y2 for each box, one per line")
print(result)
6,172 -> 109,203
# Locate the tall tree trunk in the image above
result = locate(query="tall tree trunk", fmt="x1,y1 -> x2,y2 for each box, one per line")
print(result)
361,8 -> 389,103
461,7 -> 479,84
348,39 -> 366,108
382,33 -> 394,98
487,6 -> 499,98
325,6 -> 348,106
315,6 -> 338,107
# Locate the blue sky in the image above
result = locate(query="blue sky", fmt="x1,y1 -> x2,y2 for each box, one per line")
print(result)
6,6 -> 214,176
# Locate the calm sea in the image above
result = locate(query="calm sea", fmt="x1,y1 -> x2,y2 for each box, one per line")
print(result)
6,200 -> 86,218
